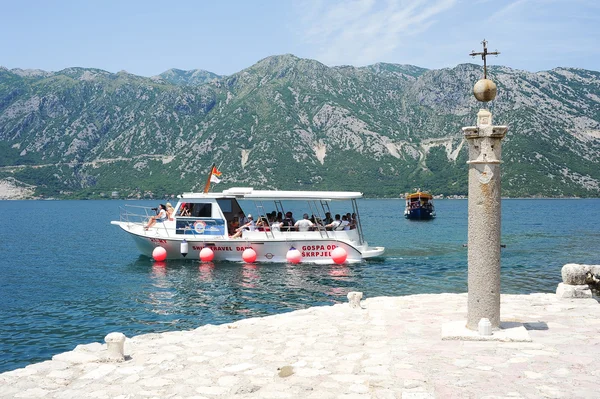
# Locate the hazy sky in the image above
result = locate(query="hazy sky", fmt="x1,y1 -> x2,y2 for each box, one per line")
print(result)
1,0 -> 598,76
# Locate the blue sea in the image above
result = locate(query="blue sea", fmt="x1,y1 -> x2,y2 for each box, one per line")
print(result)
1,198 -> 599,373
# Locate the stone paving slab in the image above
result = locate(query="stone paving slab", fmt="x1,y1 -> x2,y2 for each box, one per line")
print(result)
1,293 -> 599,398
441,321 -> 532,342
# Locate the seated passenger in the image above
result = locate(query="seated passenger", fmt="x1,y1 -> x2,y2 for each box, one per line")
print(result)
179,204 -> 191,216
145,204 -> 167,230
166,202 -> 175,221
271,216 -> 283,232
312,215 -> 323,227
238,211 -> 248,226
228,217 -> 240,236
340,215 -> 351,230
325,214 -> 342,230
231,214 -> 255,238
281,211 -> 296,231
294,213 -> 315,232
349,213 -> 357,229
256,216 -> 270,231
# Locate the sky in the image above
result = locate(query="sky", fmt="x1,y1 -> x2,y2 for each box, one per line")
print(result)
1,0 -> 598,77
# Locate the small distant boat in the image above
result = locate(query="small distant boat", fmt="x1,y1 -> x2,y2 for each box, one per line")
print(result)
404,190 -> 436,220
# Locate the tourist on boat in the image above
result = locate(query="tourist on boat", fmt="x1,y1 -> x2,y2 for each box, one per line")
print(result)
231,214 -> 256,238
323,212 -> 333,225
311,214 -> 323,226
282,211 -> 296,231
228,217 -> 240,236
271,216 -> 283,232
166,203 -> 175,220
325,214 -> 342,230
178,203 -> 191,216
340,215 -> 351,230
349,213 -> 357,229
294,213 -> 315,232
238,211 -> 248,225
145,204 -> 167,230
256,216 -> 270,232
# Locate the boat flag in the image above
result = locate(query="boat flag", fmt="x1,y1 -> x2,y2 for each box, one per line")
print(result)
203,163 -> 223,193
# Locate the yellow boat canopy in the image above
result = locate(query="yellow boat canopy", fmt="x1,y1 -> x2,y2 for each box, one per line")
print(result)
405,191 -> 433,200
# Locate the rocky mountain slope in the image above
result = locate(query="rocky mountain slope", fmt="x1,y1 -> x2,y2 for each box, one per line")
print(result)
0,55 -> 599,199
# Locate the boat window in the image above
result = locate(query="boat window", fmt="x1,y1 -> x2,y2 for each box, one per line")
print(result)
216,199 -> 233,213
190,203 -> 212,217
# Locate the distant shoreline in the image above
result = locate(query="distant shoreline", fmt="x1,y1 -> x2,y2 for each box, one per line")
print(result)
2,179 -> 599,201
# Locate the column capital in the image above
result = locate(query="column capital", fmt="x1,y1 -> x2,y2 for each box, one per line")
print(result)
462,109 -> 508,164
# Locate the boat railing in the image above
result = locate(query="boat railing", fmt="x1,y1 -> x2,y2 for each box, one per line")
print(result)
118,205 -> 178,238
118,204 -> 157,225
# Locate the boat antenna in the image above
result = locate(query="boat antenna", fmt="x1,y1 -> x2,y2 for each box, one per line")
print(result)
203,163 -> 216,194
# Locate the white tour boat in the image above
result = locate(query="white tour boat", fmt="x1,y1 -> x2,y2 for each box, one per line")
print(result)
111,187 -> 385,264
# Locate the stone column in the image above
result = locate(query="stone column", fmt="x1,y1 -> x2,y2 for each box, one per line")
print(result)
462,109 -> 507,329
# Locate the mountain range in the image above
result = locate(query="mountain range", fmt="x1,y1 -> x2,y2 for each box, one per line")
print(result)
1,54 -> 599,199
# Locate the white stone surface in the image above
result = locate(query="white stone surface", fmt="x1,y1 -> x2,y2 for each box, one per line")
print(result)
441,321 -> 531,342
1,293 -> 599,398
556,282 -> 592,298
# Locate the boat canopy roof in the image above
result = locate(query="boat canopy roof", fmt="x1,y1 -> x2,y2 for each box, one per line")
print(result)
179,187 -> 364,201
406,192 -> 433,200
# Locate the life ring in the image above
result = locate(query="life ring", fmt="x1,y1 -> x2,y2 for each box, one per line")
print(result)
193,221 -> 206,234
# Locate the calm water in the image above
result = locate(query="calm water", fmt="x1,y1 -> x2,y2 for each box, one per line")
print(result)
1,198 -> 599,373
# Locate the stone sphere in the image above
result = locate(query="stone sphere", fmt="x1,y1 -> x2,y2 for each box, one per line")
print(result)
473,79 -> 497,102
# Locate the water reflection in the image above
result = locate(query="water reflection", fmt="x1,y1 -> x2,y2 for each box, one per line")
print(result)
328,264 -> 351,278
152,261 -> 167,278
241,263 -> 259,288
198,262 -> 215,281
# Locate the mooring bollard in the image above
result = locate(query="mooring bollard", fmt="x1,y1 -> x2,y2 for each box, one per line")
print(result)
104,332 -> 127,362
347,291 -> 363,309
478,318 -> 492,336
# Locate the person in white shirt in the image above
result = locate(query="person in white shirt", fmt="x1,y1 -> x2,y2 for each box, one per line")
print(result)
294,213 -> 315,232
340,215 -> 351,230
145,204 -> 167,230
325,214 -> 342,230
271,216 -> 283,232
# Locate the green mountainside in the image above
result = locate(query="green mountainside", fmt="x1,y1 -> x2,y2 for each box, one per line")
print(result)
0,55 -> 599,199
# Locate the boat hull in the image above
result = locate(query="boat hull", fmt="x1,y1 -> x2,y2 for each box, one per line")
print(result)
404,207 -> 435,220
113,222 -> 384,264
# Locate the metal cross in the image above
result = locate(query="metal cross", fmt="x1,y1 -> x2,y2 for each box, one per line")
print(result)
469,39 -> 500,79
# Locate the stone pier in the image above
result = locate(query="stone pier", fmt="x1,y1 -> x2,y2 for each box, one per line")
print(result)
1,293 -> 598,399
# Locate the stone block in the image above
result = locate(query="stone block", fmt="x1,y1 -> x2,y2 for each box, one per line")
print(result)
556,283 -> 592,299
561,263 -> 587,285
347,292 -> 363,309
561,263 -> 600,285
